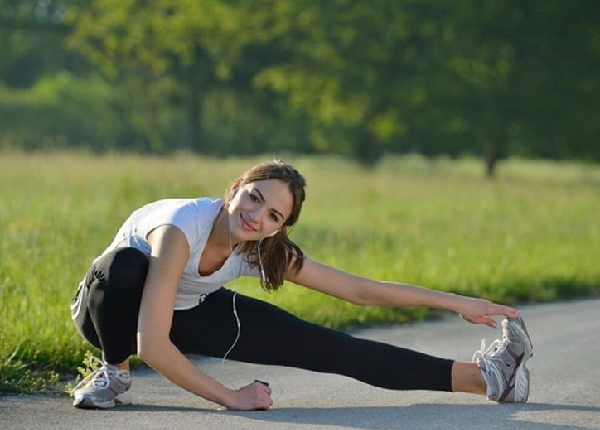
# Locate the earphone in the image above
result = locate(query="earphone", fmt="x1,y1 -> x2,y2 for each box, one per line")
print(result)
258,238 -> 267,282
220,290 -> 282,404
259,231 -> 278,281
218,221 -> 283,403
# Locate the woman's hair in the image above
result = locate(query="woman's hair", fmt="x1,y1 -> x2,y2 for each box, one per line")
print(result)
224,159 -> 307,291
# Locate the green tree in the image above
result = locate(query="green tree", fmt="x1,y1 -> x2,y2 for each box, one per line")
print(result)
3,0 -> 599,171
441,0 -> 600,175
0,0 -> 87,86
68,0 -> 302,153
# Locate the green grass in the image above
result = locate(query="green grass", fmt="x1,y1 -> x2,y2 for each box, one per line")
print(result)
1,151 -> 599,394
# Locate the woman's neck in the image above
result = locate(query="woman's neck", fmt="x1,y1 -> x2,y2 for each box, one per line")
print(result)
208,207 -> 239,255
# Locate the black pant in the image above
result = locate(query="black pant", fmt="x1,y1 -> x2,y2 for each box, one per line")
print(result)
71,247 -> 454,392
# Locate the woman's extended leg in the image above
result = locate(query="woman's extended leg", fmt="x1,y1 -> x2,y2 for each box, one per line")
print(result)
452,362 -> 486,394
172,288 -> 534,401
170,288 -> 456,392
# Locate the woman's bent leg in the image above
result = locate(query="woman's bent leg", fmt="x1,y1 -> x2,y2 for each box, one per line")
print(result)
171,289 -> 453,392
71,247 -> 149,364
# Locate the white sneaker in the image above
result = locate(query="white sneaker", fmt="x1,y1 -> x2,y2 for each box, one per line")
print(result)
472,318 -> 533,403
72,356 -> 132,409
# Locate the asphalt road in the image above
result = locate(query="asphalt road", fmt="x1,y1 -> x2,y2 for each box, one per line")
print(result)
1,298 -> 599,430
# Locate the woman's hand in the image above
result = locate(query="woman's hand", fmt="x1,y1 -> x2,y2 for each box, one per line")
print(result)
228,381 -> 273,411
455,297 -> 521,328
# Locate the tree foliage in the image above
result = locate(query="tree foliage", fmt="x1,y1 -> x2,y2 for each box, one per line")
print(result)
1,0 -> 599,174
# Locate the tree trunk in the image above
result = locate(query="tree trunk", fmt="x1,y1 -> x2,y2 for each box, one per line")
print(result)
354,127 -> 382,169
484,141 -> 499,177
182,80 -> 201,152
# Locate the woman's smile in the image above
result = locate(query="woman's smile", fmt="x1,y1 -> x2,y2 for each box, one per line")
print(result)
240,213 -> 257,232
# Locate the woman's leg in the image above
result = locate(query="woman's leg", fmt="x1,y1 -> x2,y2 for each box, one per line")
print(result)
70,247 -> 149,408
171,288 -> 455,392
452,362 -> 486,394
71,247 -> 149,366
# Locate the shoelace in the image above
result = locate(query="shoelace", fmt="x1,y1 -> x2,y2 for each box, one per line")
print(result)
472,338 -> 503,363
71,356 -> 112,394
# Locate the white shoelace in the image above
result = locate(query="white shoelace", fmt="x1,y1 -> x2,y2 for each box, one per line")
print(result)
71,356 -> 124,393
471,338 -> 503,363
71,356 -> 104,392
472,338 -> 508,398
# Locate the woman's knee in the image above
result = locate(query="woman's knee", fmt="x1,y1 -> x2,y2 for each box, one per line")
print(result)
97,247 -> 149,291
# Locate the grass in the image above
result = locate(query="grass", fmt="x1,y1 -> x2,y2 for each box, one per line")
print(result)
1,151 -> 599,394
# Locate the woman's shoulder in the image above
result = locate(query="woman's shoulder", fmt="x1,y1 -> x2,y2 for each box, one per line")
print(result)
130,197 -> 223,232
170,197 -> 223,233
179,197 -> 223,221
144,196 -> 222,214
191,197 -> 223,210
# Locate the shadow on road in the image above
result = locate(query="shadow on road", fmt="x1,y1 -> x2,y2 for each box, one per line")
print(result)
104,402 -> 600,430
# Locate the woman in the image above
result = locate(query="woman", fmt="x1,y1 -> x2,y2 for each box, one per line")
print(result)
70,159 -> 532,410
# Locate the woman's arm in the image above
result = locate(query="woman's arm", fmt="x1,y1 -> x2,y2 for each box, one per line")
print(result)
137,225 -> 272,410
285,257 -> 520,328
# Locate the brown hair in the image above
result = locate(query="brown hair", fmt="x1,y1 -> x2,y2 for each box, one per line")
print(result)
224,160 -> 307,291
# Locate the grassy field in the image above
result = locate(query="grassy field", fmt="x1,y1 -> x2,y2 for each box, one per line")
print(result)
1,151 -> 599,394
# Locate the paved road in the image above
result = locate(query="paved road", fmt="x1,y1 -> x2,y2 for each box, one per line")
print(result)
1,298 -> 599,430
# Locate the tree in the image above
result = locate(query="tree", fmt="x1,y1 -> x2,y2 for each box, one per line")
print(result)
68,0 -> 302,152
442,0 -> 600,175
3,0 -> 599,170
0,0 -> 85,87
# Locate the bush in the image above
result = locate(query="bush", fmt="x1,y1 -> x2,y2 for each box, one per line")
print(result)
0,73 -> 118,150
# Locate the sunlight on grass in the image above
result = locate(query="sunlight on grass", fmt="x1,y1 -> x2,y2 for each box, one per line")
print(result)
1,151 -> 599,393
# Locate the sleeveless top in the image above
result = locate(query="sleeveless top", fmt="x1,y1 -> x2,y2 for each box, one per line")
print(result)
93,197 -> 259,310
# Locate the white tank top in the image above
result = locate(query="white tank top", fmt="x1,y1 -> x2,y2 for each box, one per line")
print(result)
94,197 -> 259,310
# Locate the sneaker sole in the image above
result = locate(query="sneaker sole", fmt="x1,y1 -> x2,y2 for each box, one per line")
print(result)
496,351 -> 531,403
503,318 -> 533,359
513,365 -> 530,402
501,319 -> 532,403
511,316 -> 533,350
73,391 -> 132,409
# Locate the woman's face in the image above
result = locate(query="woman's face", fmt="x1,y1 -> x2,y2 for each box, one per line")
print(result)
227,179 -> 293,241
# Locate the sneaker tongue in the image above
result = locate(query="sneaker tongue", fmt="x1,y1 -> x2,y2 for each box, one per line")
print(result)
91,371 -> 109,388
491,338 -> 510,357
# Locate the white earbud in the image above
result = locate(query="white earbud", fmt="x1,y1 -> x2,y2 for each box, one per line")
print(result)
258,231 -> 279,283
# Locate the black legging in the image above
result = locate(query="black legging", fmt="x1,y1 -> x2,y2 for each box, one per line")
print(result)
71,247 -> 454,392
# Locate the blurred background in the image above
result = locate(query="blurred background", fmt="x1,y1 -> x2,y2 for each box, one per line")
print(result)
1,0 -> 599,175
2,1 -> 600,393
